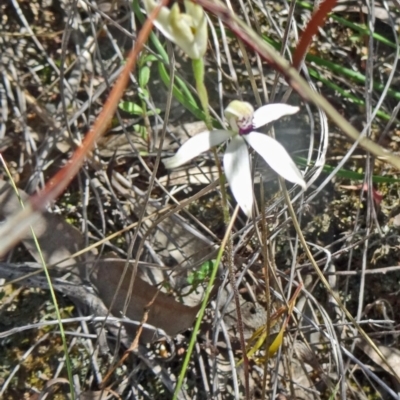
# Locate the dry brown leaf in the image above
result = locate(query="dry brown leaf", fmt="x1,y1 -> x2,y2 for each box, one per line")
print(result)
90,258 -> 203,337
158,165 -> 220,187
0,180 -> 86,268
357,339 -> 400,379
0,180 -> 207,341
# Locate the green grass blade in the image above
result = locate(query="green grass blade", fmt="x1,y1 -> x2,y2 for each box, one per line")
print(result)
296,156 -> 400,183
297,1 -> 398,50
306,53 -> 400,102
1,158 -> 75,400
307,68 -> 391,120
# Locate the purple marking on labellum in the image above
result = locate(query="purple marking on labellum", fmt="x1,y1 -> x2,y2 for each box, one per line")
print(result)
237,114 -> 254,135
239,124 -> 254,135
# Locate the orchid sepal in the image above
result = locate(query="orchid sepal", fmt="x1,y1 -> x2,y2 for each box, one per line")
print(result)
163,101 -> 306,216
143,0 -> 208,59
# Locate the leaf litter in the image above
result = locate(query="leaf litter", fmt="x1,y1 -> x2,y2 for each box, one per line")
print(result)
1,0 -> 400,398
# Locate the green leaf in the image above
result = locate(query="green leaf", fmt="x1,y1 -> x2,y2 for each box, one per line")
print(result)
139,88 -> 149,99
139,66 -> 151,87
142,54 -> 158,64
119,101 -> 143,115
187,260 -> 214,285
157,62 -> 205,121
147,108 -> 161,116
296,157 -> 400,183
134,124 -> 146,133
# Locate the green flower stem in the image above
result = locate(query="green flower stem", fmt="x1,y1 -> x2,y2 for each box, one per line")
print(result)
192,58 -> 213,130
173,57 -> 224,400
172,206 -> 240,400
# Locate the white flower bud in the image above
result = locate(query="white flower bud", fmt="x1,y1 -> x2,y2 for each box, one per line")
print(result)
144,0 -> 208,59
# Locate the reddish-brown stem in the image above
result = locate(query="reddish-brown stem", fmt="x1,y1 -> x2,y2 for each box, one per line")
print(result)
292,0 -> 337,69
30,0 -> 168,211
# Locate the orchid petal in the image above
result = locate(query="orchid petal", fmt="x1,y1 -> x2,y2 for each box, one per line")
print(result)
169,6 -> 195,41
143,0 -> 175,41
152,20 -> 175,43
244,132 -> 306,189
143,0 -> 208,59
184,0 -> 208,57
223,136 -> 253,217
163,129 -> 233,169
252,104 -> 300,129
193,19 -> 208,59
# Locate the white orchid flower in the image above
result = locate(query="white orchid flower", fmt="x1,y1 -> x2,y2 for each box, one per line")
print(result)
163,101 -> 306,217
143,0 -> 207,59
